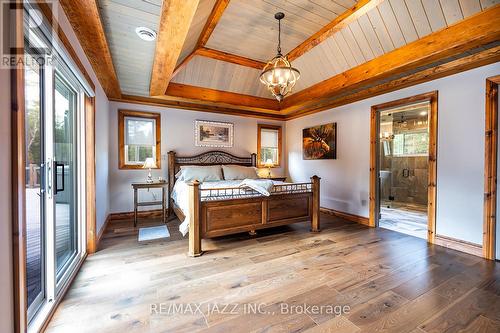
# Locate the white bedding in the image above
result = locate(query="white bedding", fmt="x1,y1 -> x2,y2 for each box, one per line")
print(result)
172,179 -> 284,236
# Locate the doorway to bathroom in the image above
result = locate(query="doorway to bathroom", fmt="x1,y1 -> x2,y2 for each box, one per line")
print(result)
370,92 -> 438,242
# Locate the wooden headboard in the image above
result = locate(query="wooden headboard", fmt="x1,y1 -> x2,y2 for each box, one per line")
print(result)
167,150 -> 257,210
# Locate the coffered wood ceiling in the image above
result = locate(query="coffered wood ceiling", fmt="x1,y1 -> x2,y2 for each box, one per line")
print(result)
60,0 -> 500,119
205,0 -> 357,61
292,0 -> 500,92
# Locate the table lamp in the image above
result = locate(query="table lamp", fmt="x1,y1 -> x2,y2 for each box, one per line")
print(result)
143,157 -> 156,183
264,159 -> 274,178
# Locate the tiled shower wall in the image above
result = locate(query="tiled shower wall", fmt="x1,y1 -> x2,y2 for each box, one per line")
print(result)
381,155 -> 428,205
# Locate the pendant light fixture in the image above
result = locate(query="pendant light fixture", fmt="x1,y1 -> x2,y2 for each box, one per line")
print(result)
259,12 -> 300,102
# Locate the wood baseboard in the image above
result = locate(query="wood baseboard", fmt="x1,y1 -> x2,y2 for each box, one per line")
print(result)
320,207 -> 370,226
108,209 -> 164,221
99,209 -> 168,239
95,214 -> 111,251
435,234 -> 483,258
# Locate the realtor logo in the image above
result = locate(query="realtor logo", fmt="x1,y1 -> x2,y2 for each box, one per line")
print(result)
1,0 -> 56,69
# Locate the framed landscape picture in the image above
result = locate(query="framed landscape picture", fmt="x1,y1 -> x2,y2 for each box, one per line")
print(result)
195,120 -> 234,148
303,123 -> 337,160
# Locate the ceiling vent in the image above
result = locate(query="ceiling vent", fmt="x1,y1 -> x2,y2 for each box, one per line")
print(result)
135,27 -> 157,41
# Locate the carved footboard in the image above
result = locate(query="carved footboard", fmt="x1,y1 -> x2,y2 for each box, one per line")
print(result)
187,176 -> 321,257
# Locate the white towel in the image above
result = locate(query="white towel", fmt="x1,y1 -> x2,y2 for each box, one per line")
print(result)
239,179 -> 274,196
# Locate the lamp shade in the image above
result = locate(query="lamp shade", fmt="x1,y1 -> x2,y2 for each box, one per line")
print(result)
264,159 -> 274,167
143,157 -> 156,169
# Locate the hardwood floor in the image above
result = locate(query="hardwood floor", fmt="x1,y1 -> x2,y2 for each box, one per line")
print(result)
45,213 -> 500,333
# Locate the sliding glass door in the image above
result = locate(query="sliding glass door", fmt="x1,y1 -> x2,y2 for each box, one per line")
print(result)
25,63 -> 85,326
23,2 -> 93,328
25,53 -> 45,320
24,60 -> 82,320
53,73 -> 78,284
24,47 -> 87,329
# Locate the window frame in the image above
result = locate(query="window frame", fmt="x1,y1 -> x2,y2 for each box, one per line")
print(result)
257,124 -> 282,168
118,110 -> 161,169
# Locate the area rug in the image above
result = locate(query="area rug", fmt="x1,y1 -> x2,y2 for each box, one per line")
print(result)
138,225 -> 170,242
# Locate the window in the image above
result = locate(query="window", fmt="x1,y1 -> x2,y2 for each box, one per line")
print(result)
257,124 -> 282,167
119,110 -> 161,169
393,131 -> 429,156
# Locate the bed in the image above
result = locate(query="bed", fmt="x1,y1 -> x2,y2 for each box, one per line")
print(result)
168,150 -> 321,256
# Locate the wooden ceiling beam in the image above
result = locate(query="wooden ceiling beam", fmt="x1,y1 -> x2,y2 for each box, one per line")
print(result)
282,5 -> 500,113
112,94 -> 285,120
36,1 -> 95,92
172,50 -> 197,78
172,47 -> 265,80
170,0 -> 232,79
150,0 -> 199,96
59,0 -> 121,99
195,47 -> 265,70
196,0 -> 230,48
285,45 -> 500,119
165,83 -> 280,112
287,0 -> 383,61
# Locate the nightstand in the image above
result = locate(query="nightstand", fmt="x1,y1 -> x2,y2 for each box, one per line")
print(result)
131,180 -> 169,227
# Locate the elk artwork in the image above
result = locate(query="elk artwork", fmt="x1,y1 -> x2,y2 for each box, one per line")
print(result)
303,123 -> 337,160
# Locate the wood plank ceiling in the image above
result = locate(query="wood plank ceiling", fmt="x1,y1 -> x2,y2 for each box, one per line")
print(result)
205,0 -> 357,61
292,0 -> 500,91
172,0 -> 499,95
98,0 -> 162,96
86,0 -> 500,119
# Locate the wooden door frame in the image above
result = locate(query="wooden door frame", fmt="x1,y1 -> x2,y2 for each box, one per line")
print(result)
369,91 -> 438,244
11,2 -> 28,331
484,75 -> 500,260
85,96 -> 97,254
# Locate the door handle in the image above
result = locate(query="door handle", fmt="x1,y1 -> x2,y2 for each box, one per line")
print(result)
38,163 -> 45,197
403,168 -> 410,178
54,161 -> 65,194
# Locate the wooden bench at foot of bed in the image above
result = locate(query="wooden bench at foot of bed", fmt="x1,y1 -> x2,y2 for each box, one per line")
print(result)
186,175 -> 320,257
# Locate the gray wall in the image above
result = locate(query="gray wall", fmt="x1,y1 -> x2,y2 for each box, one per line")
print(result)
108,101 -> 286,213
286,62 -> 500,246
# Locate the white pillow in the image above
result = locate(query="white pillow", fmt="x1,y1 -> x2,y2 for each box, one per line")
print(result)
222,165 -> 259,180
176,165 -> 223,182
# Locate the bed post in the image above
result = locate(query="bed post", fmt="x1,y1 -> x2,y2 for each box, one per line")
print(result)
168,151 -> 176,216
311,175 -> 321,232
251,153 -> 257,167
188,180 -> 203,257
